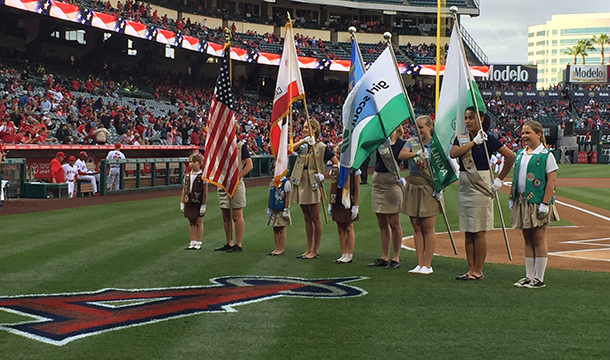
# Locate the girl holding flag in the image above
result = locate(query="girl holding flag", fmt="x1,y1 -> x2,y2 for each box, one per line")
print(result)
449,108 -> 514,281
291,119 -> 338,259
369,126 -> 409,270
510,121 -> 559,289
328,141 -> 360,264
400,116 -> 441,274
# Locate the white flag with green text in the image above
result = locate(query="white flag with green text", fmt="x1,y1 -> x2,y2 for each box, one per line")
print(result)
340,47 -> 411,170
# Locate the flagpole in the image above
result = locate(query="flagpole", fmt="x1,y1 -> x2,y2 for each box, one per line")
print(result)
384,31 -> 457,255
452,8 -> 511,260
286,13 -> 327,223
435,0 -> 444,114
224,26 -> 235,245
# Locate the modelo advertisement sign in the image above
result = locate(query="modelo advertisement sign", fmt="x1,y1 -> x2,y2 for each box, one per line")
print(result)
567,65 -> 610,83
482,64 -> 537,83
480,89 -> 610,101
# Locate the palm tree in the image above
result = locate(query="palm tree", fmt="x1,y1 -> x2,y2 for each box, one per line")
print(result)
576,39 -> 595,64
564,46 -> 579,64
591,33 -> 610,64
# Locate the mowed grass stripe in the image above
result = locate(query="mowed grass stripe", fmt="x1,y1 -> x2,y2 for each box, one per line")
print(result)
556,187 -> 610,212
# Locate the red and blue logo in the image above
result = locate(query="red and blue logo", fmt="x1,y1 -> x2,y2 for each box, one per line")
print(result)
0,276 -> 367,345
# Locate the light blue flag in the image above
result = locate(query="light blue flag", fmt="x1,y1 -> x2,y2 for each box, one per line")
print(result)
338,37 -> 366,195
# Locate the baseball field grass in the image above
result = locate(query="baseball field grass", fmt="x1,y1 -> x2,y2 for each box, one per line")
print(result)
1,170 -> 608,359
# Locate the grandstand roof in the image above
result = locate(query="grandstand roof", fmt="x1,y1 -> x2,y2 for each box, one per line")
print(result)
287,0 -> 480,16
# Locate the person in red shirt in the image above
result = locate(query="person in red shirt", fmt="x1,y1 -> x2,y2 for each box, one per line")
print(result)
50,152 -> 66,183
190,127 -> 200,147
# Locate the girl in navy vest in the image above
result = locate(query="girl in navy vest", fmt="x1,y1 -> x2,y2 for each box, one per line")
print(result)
510,121 -> 559,289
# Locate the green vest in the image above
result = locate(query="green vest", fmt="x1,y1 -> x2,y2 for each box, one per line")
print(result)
511,148 -> 554,204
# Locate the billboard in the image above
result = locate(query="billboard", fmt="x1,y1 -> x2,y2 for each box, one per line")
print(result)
483,64 -> 537,83
566,65 -> 610,84
480,89 -> 610,102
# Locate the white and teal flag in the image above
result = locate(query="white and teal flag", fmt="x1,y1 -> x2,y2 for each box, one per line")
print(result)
340,47 -> 411,170
433,20 -> 486,191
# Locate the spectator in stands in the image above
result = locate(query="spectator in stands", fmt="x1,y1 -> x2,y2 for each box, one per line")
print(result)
190,125 -> 200,147
0,119 -> 16,144
120,129 -> 133,144
55,123 -> 72,144
49,151 -> 66,184
18,91 -> 30,108
93,123 -> 110,145
142,124 -> 157,144
166,126 -> 176,146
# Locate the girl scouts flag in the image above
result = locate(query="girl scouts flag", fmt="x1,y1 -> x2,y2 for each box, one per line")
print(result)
433,20 -> 486,191
340,47 -> 410,171
337,35 -> 366,208
270,19 -> 305,186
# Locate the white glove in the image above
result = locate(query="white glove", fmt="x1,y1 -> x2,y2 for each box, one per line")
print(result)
382,137 -> 392,147
351,205 -> 359,219
304,136 -> 315,146
508,199 -> 514,211
432,190 -> 443,202
396,177 -> 406,187
314,173 -> 325,183
267,208 -> 271,217
199,205 -> 206,216
416,148 -> 429,159
328,203 -> 332,216
473,130 -> 488,145
491,178 -> 503,192
282,208 -> 290,219
180,203 -> 184,212
537,203 -> 549,219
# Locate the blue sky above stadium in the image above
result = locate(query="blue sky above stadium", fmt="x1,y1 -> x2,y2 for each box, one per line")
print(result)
461,0 -> 610,64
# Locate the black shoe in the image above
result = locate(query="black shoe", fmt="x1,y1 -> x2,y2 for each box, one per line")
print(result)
360,182 -> 367,185
385,260 -> 400,269
368,258 -> 389,267
226,244 -> 243,253
215,243 -> 232,251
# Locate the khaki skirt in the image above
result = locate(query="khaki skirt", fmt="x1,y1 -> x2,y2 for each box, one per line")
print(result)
371,171 -> 403,214
402,174 -> 440,218
218,180 -> 246,209
458,171 -> 493,232
290,172 -> 321,205
268,209 -> 292,227
510,194 -> 560,229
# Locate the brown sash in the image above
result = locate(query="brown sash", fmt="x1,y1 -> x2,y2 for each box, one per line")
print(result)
457,133 -> 493,197
407,138 -> 433,184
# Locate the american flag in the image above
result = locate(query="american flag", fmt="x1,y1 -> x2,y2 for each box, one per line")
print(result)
203,47 -> 239,197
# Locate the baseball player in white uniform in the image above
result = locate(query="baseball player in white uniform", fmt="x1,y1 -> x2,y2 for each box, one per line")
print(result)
75,151 -> 100,195
106,142 -> 125,190
62,156 -> 79,198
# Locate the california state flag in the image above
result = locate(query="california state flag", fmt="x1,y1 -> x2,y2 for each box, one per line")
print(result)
270,19 -> 305,186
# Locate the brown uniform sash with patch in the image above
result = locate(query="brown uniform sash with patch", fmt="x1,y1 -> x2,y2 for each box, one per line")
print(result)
456,133 -> 493,197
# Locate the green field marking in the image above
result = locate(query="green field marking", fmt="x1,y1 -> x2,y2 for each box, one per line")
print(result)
556,187 -> 610,211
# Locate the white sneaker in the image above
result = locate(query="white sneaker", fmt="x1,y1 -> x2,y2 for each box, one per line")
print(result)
419,266 -> 434,275
408,265 -> 422,273
513,277 -> 531,288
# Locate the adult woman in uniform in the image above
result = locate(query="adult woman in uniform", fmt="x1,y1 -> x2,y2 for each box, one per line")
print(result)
449,107 -> 514,280
291,119 -> 338,259
369,126 -> 408,270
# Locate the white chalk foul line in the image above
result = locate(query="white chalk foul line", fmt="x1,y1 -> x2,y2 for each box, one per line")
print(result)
549,237 -> 610,262
555,200 -> 610,222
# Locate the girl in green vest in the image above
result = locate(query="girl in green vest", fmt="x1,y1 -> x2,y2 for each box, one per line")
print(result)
510,121 -> 559,289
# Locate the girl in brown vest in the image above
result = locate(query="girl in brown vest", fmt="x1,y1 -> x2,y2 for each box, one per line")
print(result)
181,153 -> 208,250
328,142 -> 360,263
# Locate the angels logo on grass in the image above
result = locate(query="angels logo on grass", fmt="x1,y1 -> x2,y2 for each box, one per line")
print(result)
0,276 -> 367,346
